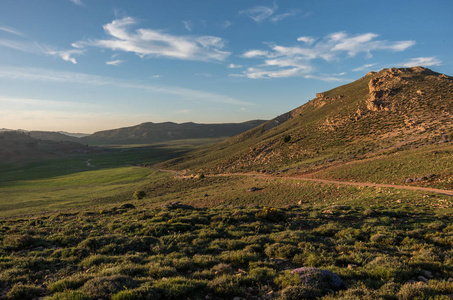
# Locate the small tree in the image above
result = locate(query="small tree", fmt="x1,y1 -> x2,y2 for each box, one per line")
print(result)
283,135 -> 291,143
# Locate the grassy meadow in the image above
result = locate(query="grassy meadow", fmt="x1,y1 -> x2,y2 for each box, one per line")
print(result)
1,136 -> 453,299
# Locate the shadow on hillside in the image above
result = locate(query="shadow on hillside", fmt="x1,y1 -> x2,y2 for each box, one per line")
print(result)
0,145 -> 191,184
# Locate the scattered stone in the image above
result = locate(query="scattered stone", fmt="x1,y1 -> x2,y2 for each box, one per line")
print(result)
416,90 -> 425,95
423,270 -> 434,278
203,194 -> 209,197
405,178 -> 413,183
417,276 -> 429,283
233,297 -> 241,300
162,201 -> 193,210
347,264 -> 358,269
247,187 -> 260,192
448,277 -> 453,282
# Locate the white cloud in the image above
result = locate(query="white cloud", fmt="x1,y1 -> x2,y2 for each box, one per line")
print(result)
106,59 -> 123,66
271,9 -> 300,22
239,31 -> 415,79
239,3 -> 298,23
70,0 -> 83,6
74,17 -> 230,62
297,36 -> 316,45
227,64 -> 243,69
0,26 -> 24,37
47,49 -> 84,64
0,66 -> 251,106
222,21 -> 232,28
352,63 -> 378,72
0,32 -> 83,64
182,21 -> 193,32
239,5 -> 276,23
402,57 -> 442,67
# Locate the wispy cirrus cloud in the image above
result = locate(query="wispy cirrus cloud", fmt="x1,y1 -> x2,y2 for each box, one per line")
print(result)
74,17 -> 230,62
402,56 -> 442,67
0,26 -> 24,37
232,31 -> 415,79
182,21 -> 193,32
70,0 -> 83,6
352,63 -> 378,72
106,59 -> 123,66
0,66 -> 251,106
47,49 -> 84,64
239,2 -> 299,23
0,28 -> 83,63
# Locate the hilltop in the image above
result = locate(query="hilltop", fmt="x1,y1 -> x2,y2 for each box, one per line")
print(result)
161,67 -> 452,186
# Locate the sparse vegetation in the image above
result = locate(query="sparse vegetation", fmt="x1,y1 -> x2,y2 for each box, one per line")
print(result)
1,203 -> 453,299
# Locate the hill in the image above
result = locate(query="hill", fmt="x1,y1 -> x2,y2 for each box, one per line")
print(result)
80,120 -> 266,145
161,67 -> 453,185
0,131 -> 96,163
28,131 -> 83,143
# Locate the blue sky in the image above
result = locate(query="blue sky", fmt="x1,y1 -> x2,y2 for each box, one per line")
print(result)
0,0 -> 451,133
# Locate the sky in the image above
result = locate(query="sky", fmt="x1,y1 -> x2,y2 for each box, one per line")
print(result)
0,0 -> 452,133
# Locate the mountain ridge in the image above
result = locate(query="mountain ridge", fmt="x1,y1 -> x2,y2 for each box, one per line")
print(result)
160,67 -> 453,176
80,120 -> 267,145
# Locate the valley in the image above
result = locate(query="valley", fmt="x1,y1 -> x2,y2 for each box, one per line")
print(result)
0,67 -> 453,299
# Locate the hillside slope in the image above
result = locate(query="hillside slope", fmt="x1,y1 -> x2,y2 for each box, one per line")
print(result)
0,131 -> 95,163
162,67 -> 453,179
81,120 -> 266,145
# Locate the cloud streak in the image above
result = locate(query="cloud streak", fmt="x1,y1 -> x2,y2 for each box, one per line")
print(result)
74,17 -> 230,62
239,3 -> 299,23
0,26 -> 24,37
234,31 -> 415,79
0,66 -> 251,106
402,56 -> 442,67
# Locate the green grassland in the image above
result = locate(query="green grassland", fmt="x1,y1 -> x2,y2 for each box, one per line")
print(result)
1,197 -> 453,299
312,143 -> 453,190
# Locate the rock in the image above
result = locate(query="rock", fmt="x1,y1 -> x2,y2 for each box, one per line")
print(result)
120,203 -> 135,209
203,194 -> 209,197
405,178 -> 413,183
416,90 -> 425,95
347,264 -> 358,269
448,277 -> 453,282
233,297 -> 241,300
247,187 -> 259,192
423,270 -> 434,278
417,276 -> 428,283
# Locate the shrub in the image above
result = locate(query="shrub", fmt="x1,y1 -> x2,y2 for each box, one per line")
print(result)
6,283 -> 42,300
265,243 -> 300,259
283,135 -> 291,143
133,190 -> 146,200
278,285 -> 323,300
153,276 -> 206,299
208,274 -> 246,297
44,291 -> 91,300
81,275 -> 138,299
48,275 -> 90,293
397,282 -> 435,299
290,267 -> 343,291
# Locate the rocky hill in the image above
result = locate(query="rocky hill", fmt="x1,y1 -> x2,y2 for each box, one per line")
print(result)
0,131 -> 95,163
162,67 -> 453,174
81,120 -> 266,145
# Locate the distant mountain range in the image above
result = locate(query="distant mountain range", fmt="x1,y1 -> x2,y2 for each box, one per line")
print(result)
80,120 -> 266,145
0,120 -> 267,162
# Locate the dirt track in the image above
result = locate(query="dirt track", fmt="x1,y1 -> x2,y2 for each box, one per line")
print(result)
159,169 -> 453,197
